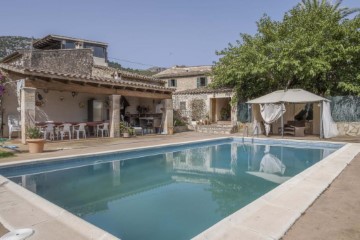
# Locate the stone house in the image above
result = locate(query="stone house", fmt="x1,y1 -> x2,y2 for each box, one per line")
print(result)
154,65 -> 237,134
0,34 -> 174,143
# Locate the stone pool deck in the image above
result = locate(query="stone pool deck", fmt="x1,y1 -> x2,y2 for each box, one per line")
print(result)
0,132 -> 359,239
283,153 -> 360,240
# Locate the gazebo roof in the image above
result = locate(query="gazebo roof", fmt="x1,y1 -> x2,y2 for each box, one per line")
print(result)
247,89 -> 329,104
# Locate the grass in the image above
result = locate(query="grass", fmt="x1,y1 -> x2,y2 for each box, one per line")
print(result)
0,151 -> 15,158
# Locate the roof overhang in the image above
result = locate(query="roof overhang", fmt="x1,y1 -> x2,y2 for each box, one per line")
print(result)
0,64 -> 173,99
33,35 -> 108,49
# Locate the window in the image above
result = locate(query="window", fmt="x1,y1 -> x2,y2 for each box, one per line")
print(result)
180,102 -> 186,110
84,43 -> 107,58
61,40 -> 75,49
168,79 -> 177,87
197,77 -> 208,88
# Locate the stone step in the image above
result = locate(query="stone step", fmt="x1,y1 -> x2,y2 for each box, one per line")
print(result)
196,124 -> 237,135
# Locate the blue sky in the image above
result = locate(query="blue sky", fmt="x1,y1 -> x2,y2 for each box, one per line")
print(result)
1,0 -> 358,69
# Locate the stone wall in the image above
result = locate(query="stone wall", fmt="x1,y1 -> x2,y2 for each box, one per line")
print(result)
30,49 -> 93,76
173,94 -> 209,121
8,49 -> 93,76
336,122 -> 360,136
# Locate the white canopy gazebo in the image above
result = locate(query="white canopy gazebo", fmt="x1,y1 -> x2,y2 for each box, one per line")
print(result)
247,89 -> 338,138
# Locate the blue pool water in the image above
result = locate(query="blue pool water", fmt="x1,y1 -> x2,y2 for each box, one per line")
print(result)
0,139 -> 343,240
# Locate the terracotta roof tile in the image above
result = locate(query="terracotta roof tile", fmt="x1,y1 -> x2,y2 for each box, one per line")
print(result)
174,87 -> 233,95
0,64 -> 174,93
93,65 -> 166,84
154,65 -> 212,78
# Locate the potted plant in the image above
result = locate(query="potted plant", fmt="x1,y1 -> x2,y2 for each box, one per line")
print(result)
26,127 -> 45,153
120,122 -> 134,138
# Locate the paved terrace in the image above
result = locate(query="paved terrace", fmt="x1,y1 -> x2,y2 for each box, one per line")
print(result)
0,132 -> 359,239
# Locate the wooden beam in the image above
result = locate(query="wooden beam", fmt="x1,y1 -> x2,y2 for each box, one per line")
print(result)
25,78 -> 172,99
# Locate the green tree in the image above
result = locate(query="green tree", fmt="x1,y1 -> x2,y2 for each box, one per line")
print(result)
211,0 -> 360,101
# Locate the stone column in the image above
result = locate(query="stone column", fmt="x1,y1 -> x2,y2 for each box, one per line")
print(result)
21,87 -> 36,144
109,95 -> 121,138
231,101 -> 238,126
163,99 -> 173,134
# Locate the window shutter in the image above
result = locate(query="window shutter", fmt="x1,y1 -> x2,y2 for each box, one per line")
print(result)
205,77 -> 208,86
197,77 -> 200,88
168,79 -> 171,87
175,79 -> 177,87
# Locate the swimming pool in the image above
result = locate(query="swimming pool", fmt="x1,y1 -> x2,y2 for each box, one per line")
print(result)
0,138 -> 343,240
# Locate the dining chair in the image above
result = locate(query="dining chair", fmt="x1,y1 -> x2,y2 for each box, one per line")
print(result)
73,123 -> 87,140
97,122 -> 109,137
59,123 -> 72,140
8,115 -> 21,140
41,124 -> 55,141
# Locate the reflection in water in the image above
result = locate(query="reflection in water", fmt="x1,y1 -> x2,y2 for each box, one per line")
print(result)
259,145 -> 285,175
10,142 -> 337,240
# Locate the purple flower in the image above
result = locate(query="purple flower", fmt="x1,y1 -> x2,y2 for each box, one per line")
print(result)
0,85 -> 5,96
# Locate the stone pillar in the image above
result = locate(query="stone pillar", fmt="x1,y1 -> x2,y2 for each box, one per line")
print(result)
163,99 -> 173,134
231,101 -> 238,126
21,87 -> 36,144
109,95 -> 121,138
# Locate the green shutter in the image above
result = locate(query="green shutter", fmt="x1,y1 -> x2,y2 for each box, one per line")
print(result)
197,77 -> 200,88
205,77 -> 208,86
175,79 -> 177,87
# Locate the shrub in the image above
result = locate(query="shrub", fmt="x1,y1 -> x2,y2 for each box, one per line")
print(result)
26,127 -> 42,139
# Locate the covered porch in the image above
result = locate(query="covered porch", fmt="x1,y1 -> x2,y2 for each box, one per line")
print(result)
0,65 -> 174,144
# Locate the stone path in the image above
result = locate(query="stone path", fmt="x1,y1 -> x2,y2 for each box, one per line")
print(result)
282,153 -> 360,240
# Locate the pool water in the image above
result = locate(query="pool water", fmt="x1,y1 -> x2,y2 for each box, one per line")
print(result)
2,139 -> 341,240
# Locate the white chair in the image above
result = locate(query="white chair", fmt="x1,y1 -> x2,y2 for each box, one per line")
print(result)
73,123 -> 87,140
41,124 -> 55,141
97,123 -> 109,137
8,115 -> 21,140
59,123 -> 72,140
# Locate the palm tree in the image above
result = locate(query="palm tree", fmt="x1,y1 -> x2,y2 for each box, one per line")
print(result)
300,0 -> 360,19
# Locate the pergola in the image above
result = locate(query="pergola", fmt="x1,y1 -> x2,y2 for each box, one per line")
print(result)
247,89 -> 330,138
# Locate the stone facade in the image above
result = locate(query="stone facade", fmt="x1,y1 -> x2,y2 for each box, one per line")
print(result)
7,49 -> 94,76
154,65 -> 213,92
173,94 -> 209,121
163,76 -> 213,92
336,122 -> 360,136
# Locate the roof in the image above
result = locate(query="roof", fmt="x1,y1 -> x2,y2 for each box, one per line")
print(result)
154,65 -> 212,78
0,64 -> 174,93
33,34 -> 108,49
93,65 -> 165,84
174,87 -> 233,95
247,89 -> 329,104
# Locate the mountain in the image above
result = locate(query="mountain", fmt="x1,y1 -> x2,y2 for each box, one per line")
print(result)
0,36 -> 33,58
0,36 -> 165,77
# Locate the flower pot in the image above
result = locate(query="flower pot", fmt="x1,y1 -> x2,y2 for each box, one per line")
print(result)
123,132 -> 130,138
26,139 -> 45,153
168,127 -> 174,135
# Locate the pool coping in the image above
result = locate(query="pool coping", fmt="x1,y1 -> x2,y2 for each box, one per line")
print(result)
194,140 -> 360,240
0,137 -> 358,240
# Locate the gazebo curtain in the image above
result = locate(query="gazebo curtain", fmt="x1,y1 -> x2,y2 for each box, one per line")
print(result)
322,101 -> 339,138
260,103 -> 286,136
